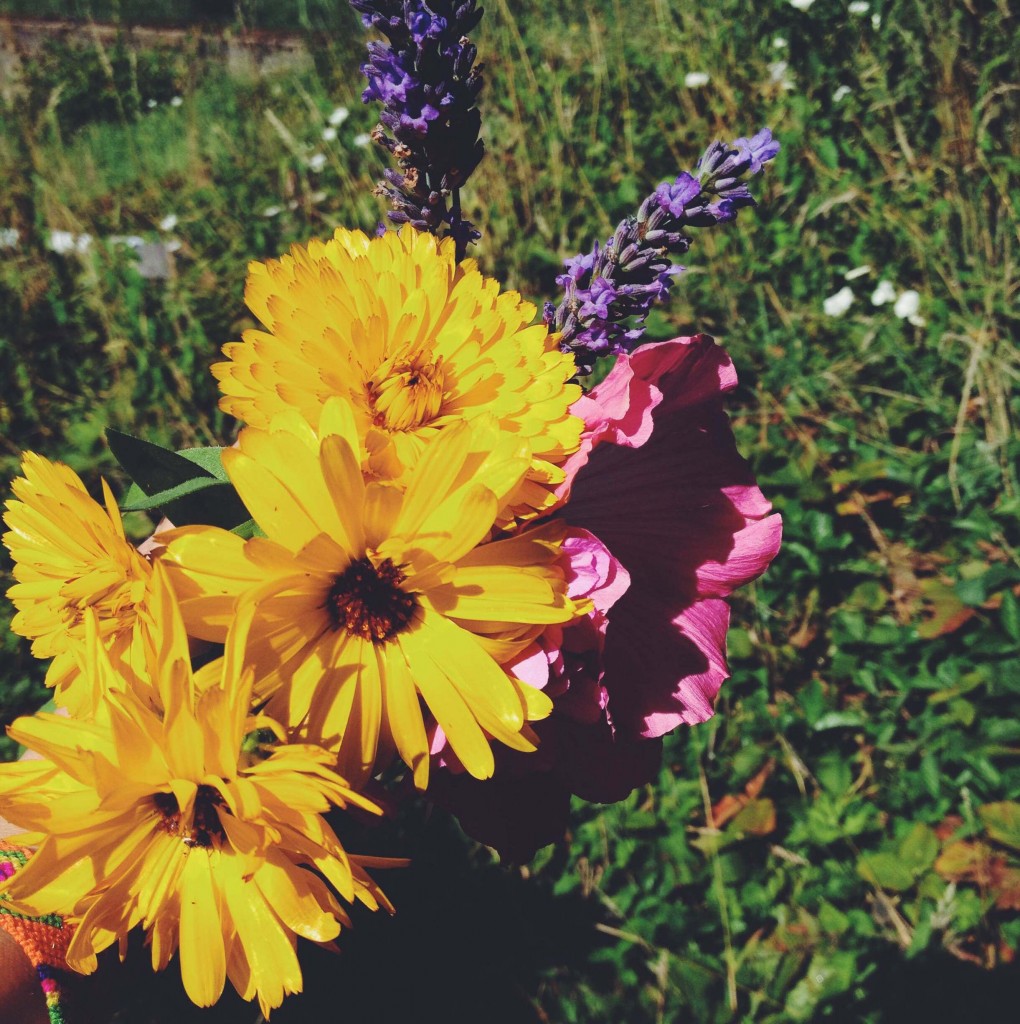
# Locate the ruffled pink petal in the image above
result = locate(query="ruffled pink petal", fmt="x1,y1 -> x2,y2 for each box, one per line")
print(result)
556,347 -> 663,504
562,528 -> 631,611
600,592 -> 731,736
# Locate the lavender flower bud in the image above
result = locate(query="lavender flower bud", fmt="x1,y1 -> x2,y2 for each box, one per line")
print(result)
351,0 -> 487,258
547,128 -> 780,373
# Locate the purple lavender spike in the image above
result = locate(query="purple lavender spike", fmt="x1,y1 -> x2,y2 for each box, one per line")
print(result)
547,129 -> 780,374
351,0 -> 486,259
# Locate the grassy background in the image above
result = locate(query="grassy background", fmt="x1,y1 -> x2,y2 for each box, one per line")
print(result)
1,0 -> 1019,1021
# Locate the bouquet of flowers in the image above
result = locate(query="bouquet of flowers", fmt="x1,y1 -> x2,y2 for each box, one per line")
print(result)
0,1 -> 780,1015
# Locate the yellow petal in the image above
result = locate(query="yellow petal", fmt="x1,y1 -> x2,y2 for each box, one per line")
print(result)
179,849 -> 226,1007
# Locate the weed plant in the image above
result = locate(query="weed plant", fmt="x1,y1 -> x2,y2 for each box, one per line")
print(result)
0,1 -> 1018,1020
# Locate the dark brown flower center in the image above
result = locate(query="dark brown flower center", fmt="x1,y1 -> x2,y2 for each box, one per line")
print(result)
325,557 -> 418,643
152,784 -> 226,849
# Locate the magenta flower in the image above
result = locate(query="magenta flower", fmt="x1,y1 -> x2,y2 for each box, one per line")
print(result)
558,334 -> 782,736
428,335 -> 781,859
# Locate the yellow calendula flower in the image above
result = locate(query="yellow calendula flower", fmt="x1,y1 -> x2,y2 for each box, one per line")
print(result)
1,452 -> 155,712
212,224 -> 582,522
161,401 -> 586,788
0,565 -> 392,1017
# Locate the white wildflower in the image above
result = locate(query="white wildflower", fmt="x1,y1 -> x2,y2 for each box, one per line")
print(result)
307,152 -> 328,172
262,205 -> 282,218
848,1 -> 869,12
893,290 -> 921,320
833,85 -> 852,103
823,287 -> 855,317
768,61 -> 794,91
328,106 -> 350,126
789,0 -> 815,10
0,227 -> 19,249
322,126 -> 338,141
871,12 -> 881,28
170,95 -> 183,107
871,280 -> 897,306
146,98 -> 157,109
159,214 -> 178,232
684,72 -> 710,88
773,37 -> 788,49
353,132 -> 372,148
845,265 -> 872,281
48,230 -> 75,255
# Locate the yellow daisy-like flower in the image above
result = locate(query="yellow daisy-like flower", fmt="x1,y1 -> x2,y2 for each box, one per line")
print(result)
161,402 -> 586,788
0,565 -> 391,1017
2,452 -> 155,712
212,224 -> 582,522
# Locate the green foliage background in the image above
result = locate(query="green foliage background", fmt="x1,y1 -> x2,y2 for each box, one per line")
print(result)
0,0 -> 1018,1020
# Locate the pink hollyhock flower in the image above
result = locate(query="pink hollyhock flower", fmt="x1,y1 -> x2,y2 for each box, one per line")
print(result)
558,334 -> 782,737
429,335 -> 780,859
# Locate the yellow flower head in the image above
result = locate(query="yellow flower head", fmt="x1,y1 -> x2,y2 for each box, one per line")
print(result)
161,401 -> 586,789
0,565 -> 391,1017
212,224 -> 582,522
2,452 -> 155,711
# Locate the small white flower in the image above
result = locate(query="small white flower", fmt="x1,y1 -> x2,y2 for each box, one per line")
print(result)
353,132 -> 372,148
773,37 -> 788,49
871,280 -> 897,306
833,85 -> 852,103
328,106 -> 350,126
845,264 -> 871,280
871,12 -> 881,28
307,152 -> 328,172
768,61 -> 794,90
262,205 -> 282,218
789,0 -> 815,10
159,214 -> 178,232
74,233 -> 92,254
684,71 -> 710,88
322,126 -> 338,142
170,95 -> 183,107
848,1 -> 869,12
893,290 -> 921,320
146,98 -> 157,109
165,239 -> 182,253
0,227 -> 19,249
48,229 -> 75,255
823,286 -> 855,317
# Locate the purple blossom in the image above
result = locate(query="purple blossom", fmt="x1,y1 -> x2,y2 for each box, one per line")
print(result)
547,129 -> 780,374
653,172 -> 701,218
351,0 -> 486,258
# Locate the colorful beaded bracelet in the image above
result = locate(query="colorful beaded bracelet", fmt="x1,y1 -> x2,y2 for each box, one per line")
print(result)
0,843 -> 71,1024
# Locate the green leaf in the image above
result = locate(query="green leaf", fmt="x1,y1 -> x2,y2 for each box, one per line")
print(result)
231,518 -> 266,539
979,802 -> 1020,852
106,430 -> 249,529
107,429 -> 217,494
1001,590 -> 1020,643
812,711 -> 866,731
857,851 -> 916,891
120,475 -> 232,511
898,823 -> 938,875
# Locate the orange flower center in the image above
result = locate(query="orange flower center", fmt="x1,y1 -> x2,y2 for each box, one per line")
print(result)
367,351 -> 445,432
